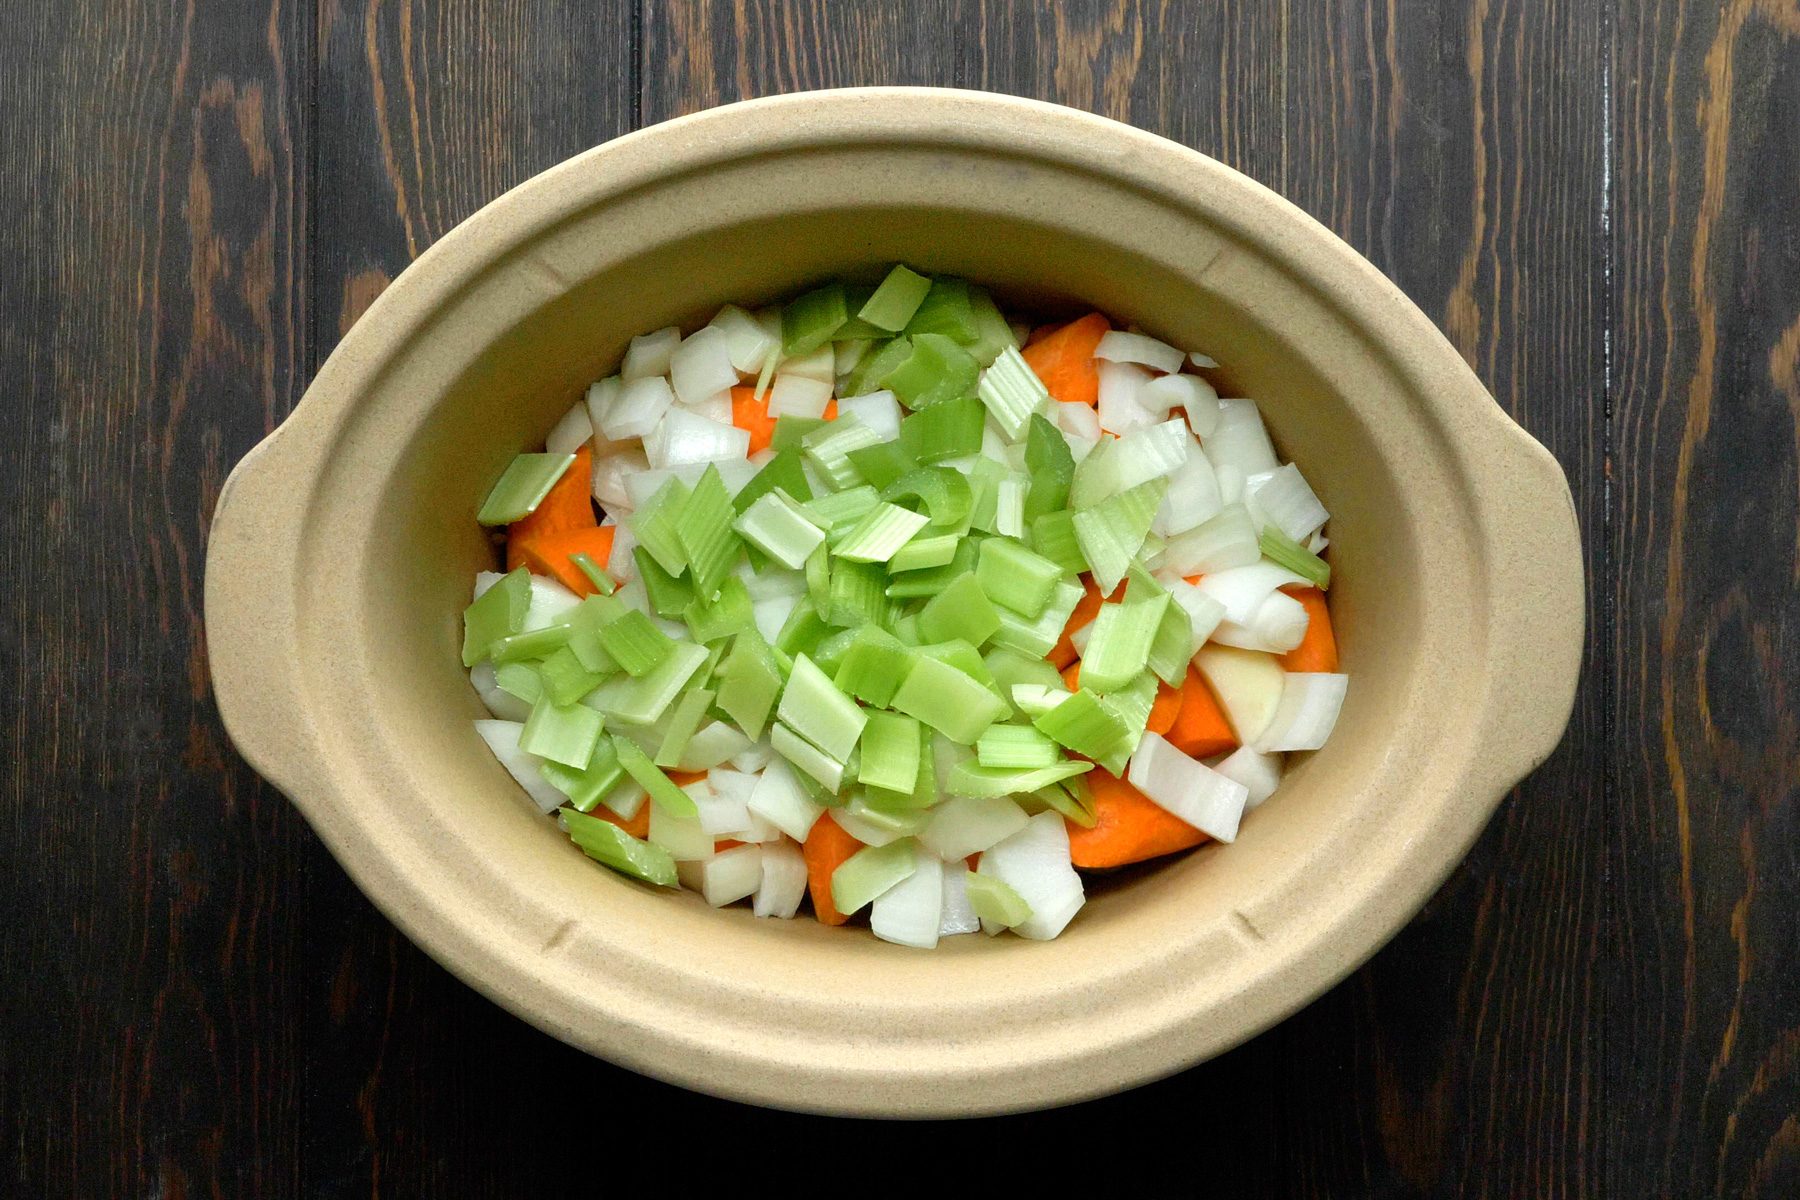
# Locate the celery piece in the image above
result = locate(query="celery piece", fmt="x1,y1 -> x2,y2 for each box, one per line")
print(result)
888,533 -> 960,572
832,624 -> 916,708
995,479 -> 1025,539
487,623 -> 574,665
859,265 -> 934,332
1032,688 -> 1131,759
830,839 -> 919,916
1092,670 -> 1158,775
891,612 -> 922,645
588,641 -> 708,726
881,466 -> 973,528
1074,477 -> 1168,594
683,574 -> 754,643
884,536 -> 979,600
946,758 -> 1091,798
963,287 -> 1017,367
782,282 -> 849,355
562,626 -> 615,684
917,573 -> 1001,647
770,720 -> 846,792
733,447 -> 812,514
540,736 -> 623,812
803,414 -> 884,491
1144,588 -> 1197,686
899,395 -> 985,462
635,550 -> 696,620
1010,683 -> 1070,718
803,484 -> 881,532
563,808 -> 678,887
842,336 -> 913,398
675,465 -> 742,601
539,646 -> 608,706
989,577 -> 1084,660
1080,592 -> 1170,693
967,458 -> 1007,533
889,655 -> 1009,744
966,870 -> 1033,928
832,314 -> 888,342
983,646 -> 1067,698
1260,525 -> 1332,590
1024,414 -> 1075,518
976,724 -> 1062,769
1028,509 -> 1088,575
734,489 -> 826,570
886,333 -> 980,409
494,661 -> 544,706
462,567 -> 531,666
843,440 -> 917,490
629,475 -> 690,577
563,552 -> 613,595
902,277 -> 978,344
654,686 -> 715,768
976,346 -> 1052,438
858,711 -> 923,795
770,415 -> 828,451
805,542 -> 832,612
596,609 -> 674,678
827,559 -> 895,628
976,537 -> 1064,618
777,654 -> 868,762
913,639 -> 999,692
715,629 -> 783,739
477,453 -> 577,525
1034,775 -> 1099,829
833,503 -> 929,563
521,697 -> 605,770
774,597 -> 833,660
613,734 -> 699,817
811,626 -> 862,674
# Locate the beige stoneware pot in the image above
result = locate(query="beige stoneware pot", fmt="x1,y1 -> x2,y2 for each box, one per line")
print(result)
205,89 -> 1583,1117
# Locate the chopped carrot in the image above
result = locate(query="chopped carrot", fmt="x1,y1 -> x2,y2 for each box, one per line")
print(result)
1278,587 -> 1339,673
1022,318 -> 1066,349
1060,661 -> 1081,690
1067,769 -> 1210,868
1146,681 -> 1184,735
803,812 -> 862,926
518,525 -> 617,597
731,384 -> 837,456
1020,313 -> 1109,406
1049,576 -> 1118,669
506,446 -> 595,569
593,804 -> 651,840
666,770 -> 707,787
714,838 -> 745,852
1164,665 -> 1237,758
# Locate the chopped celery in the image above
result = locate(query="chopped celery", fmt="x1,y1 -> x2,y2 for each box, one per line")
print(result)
902,277 -> 978,344
884,537 -> 978,599
833,503 -> 930,563
774,597 -> 832,660
1035,775 -> 1099,829
570,552 -> 616,595
988,577 -> 1083,659
683,574 -> 754,643
1260,525 -> 1332,589
734,489 -> 826,569
832,625 -> 916,707
975,724 -> 1062,769
1032,687 -> 1130,759
653,686 -> 715,768
1073,477 -> 1168,594
858,710 -> 923,795
1080,592 -> 1170,693
858,265 -> 934,332
803,485 -> 882,532
487,623 -> 573,665
634,548 -> 696,618
589,641 -> 708,726
629,476 -> 691,577
771,720 -> 846,791
782,282 -> 849,355
596,609 -> 674,678
827,559 -> 895,628
563,808 -> 678,887
892,613 -> 922,645
540,735 -> 624,811
805,543 -> 832,610
913,638 -> 999,691
462,567 -> 530,666
1010,683 -> 1070,718
1024,414 -> 1076,518
1029,510 -> 1088,575
967,458 -> 1006,533
889,656 -> 1009,744
842,337 -> 913,398
614,734 -> 699,817
538,646 -> 608,705
887,533 -> 960,571
886,334 -> 980,409
811,625 -> 862,674
963,287 -> 1017,367
674,465 -> 743,601
976,537 -> 1063,618
945,758 -> 1092,798
830,839 -> 919,916
494,661 -> 544,706
477,453 -> 576,525
1093,671 -> 1158,774
520,697 -> 605,769
995,479 -> 1025,539
777,654 -> 867,762
803,414 -> 883,491
976,346 -> 1051,438
916,573 -> 1001,647
770,415 -> 828,451
715,629 -> 783,739
965,872 -> 1032,928
1144,588 -> 1197,685
899,396 -> 985,462
843,440 -> 917,490
983,646 -> 1067,697
882,466 -> 972,528
732,447 -> 812,514
563,627 -> 613,683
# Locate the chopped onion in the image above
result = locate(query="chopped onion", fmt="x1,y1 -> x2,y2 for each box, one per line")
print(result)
1097,360 -> 1157,433
473,720 -> 565,813
1162,503 -> 1261,575
584,376 -> 621,433
728,740 -> 774,774
678,843 -> 763,906
779,341 -> 836,384
1188,350 -> 1220,369
1163,578 -> 1227,656
682,392 -> 733,424
938,862 -> 982,936
835,390 -> 901,441
834,338 -> 870,378
1193,561 -> 1310,624
472,570 -> 504,601
522,576 -> 583,631
751,594 -> 798,644
621,325 -> 680,382
871,853 -> 942,949
1210,745 -> 1283,808
919,795 -> 1031,861
829,804 -> 918,847
677,722 -> 753,772
545,401 -> 594,455
600,375 -> 675,441
977,811 -> 1084,940
604,520 -> 638,581
746,758 -> 823,842
471,662 -> 532,722
1254,672 -> 1348,752
1127,732 -> 1250,842
768,372 -> 834,418
591,447 -> 649,512
1154,444 -> 1223,536
1245,462 -> 1329,542
1214,461 -> 1246,505
1095,330 -> 1185,374
1055,399 -> 1102,442
1203,398 -> 1279,475
643,407 -> 751,470
1140,372 -> 1220,437
1210,590 -> 1310,653
1193,645 -> 1286,743
707,303 -> 777,375
753,840 -> 808,918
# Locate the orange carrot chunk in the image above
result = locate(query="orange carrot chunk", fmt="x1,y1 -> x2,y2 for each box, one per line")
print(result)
506,445 -> 595,569
732,384 -> 836,456
1164,665 -> 1238,759
1146,681 -> 1184,735
593,803 -> 651,841
1020,313 -> 1110,406
803,812 -> 862,926
1277,586 -> 1339,673
518,525 -> 617,597
1067,769 -> 1210,868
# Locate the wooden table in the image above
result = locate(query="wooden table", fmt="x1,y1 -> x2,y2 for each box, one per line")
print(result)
4,2 -> 1795,1194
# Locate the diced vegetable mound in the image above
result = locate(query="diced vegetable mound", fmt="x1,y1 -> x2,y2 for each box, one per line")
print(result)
464,267 -> 1348,947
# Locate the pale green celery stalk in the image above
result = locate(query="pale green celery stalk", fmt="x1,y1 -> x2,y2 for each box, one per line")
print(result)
802,484 -> 881,531
613,734 -> 700,817
776,654 -> 867,762
770,416 -> 828,453
976,345 -> 1051,438
565,625 -> 617,675
1260,525 -> 1332,589
733,447 -> 811,514
832,503 -> 930,563
539,736 -> 623,811
487,623 -> 574,665
963,287 -> 1018,367
771,720 -> 846,791
976,537 -> 1063,618
827,559 -> 895,629
1144,590 -> 1197,686
916,572 -> 1000,647
1010,683 -> 1070,718
715,628 -> 783,739
988,577 -> 1084,660
697,639 -> 728,688
843,441 -> 917,490
857,710 -> 923,795
462,567 -> 531,665
946,758 -> 1091,798
995,479 -> 1025,539
520,697 -> 605,769
782,282 -> 849,355
477,453 -> 576,525
634,548 -> 695,618
1031,688 -> 1130,759
842,337 -> 912,398
967,458 -> 1006,533
675,465 -> 743,602
881,466 -> 973,528
898,396 -> 984,461
774,598 -> 832,660
1033,775 -> 1099,829
683,574 -> 753,643
830,839 -> 919,916
629,476 -> 691,577
887,533 -> 959,572
1079,591 -> 1170,693
1023,414 -> 1075,518
858,264 -> 933,332
1028,510 -> 1088,575
889,655 -> 1009,744
570,552 -> 616,594
596,609 -> 674,678
538,646 -> 608,706
983,646 -> 1066,698
887,332 -> 981,409
589,641 -> 708,726
902,278 -> 978,343
975,724 -> 1062,769
891,613 -> 922,645
832,625 -> 916,707
810,626 -> 862,675
1073,477 -> 1168,594
733,489 -> 825,570
966,871 -> 1032,928
884,537 -> 978,600
653,686 -> 715,769
494,661 -> 543,705
1094,671 -> 1159,775
563,808 -> 678,887
802,414 -> 884,491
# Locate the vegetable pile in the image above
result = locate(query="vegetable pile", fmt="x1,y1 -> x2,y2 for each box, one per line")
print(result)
464,266 -> 1347,947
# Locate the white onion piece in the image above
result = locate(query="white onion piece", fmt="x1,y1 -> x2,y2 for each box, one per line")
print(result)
683,777 -> 746,836
751,594 -> 796,644
1246,463 -> 1329,542
1140,372 -> 1220,437
1154,445 -> 1223,536
1063,429 -> 1098,464
978,812 -> 1085,940
1163,578 -> 1227,656
678,844 -> 763,907
600,375 -> 675,440
1162,503 -> 1261,575
1203,398 -> 1280,475
1307,529 -> 1330,555
753,840 -> 808,918
522,576 -> 583,631
779,342 -> 836,384
678,723 -> 754,772
1097,360 -> 1157,433
1193,562 -> 1309,624
708,303 -> 777,375
834,339 -> 870,378
584,377 -> 621,433
980,421 -> 1009,463
604,520 -> 638,581
624,459 -> 758,508
1095,330 -> 1185,374
472,571 -> 504,600
545,401 -> 593,455
746,758 -> 823,843
938,862 -> 982,936
1210,595 -> 1309,654
621,326 -> 680,382
1193,645 -> 1286,743
1189,350 -> 1220,369
643,407 -> 751,470
591,447 -> 648,513
1255,672 -> 1348,752
595,778 -> 645,821
739,559 -> 807,600
670,326 -> 738,406
768,373 -> 833,418
1215,461 -> 1246,505
728,740 -> 774,774
649,803 -> 713,861
919,796 -> 1031,861
473,720 -> 565,813
1210,745 -> 1284,808
871,853 -> 941,950
1055,400 -> 1102,441
682,392 -> 733,424
828,806 -> 912,847
1128,732 -> 1250,843
470,662 -> 533,722
835,390 -> 901,441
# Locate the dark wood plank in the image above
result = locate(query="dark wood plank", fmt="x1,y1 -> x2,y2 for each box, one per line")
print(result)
1608,2 -> 1800,1196
0,2 -> 313,1196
